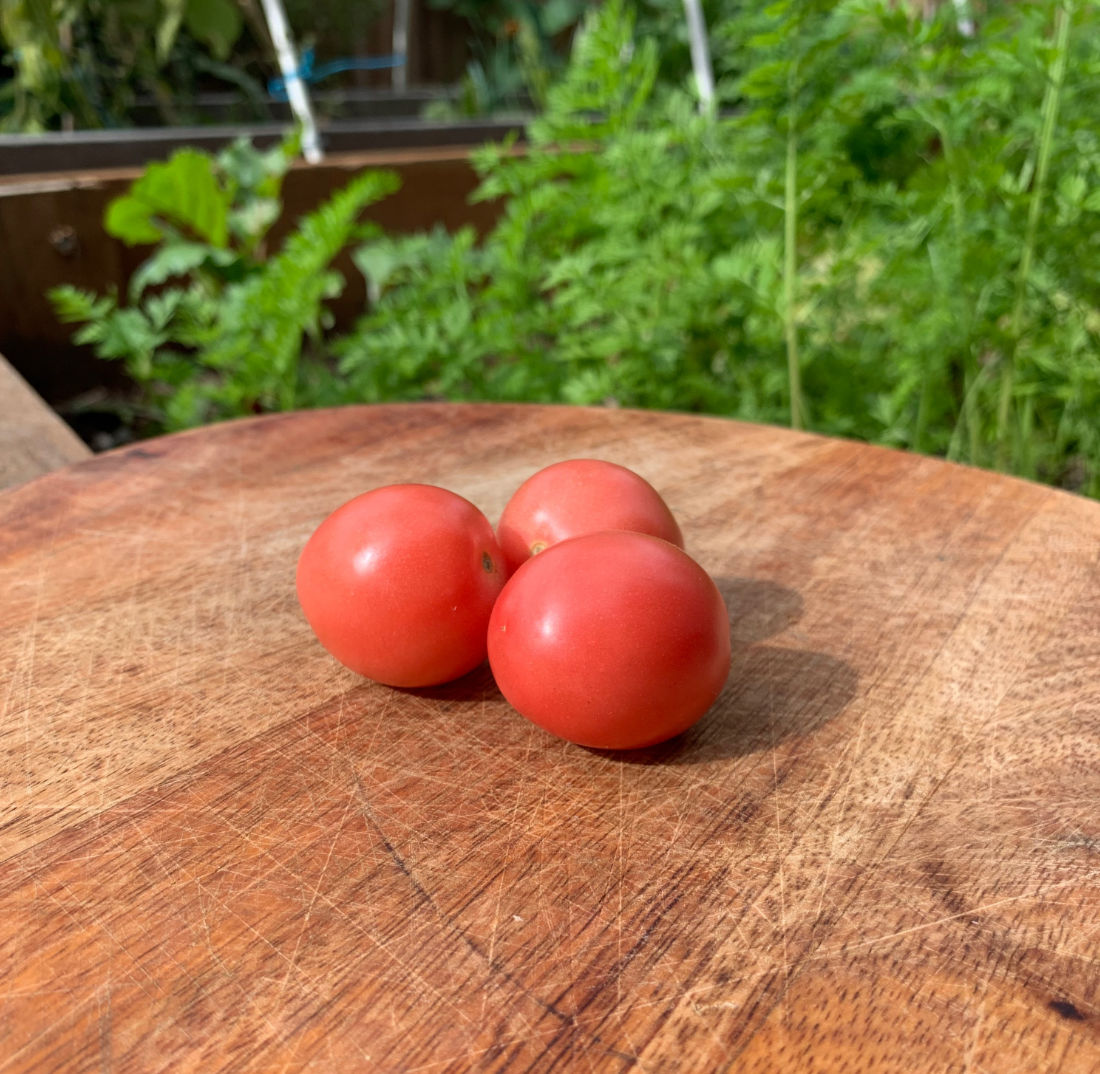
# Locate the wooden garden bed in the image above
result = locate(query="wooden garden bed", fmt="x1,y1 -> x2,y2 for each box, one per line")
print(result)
0,141 -> 510,409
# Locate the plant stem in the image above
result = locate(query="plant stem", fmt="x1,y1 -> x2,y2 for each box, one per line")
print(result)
938,123 -> 980,463
915,367 -> 933,455
947,360 -> 995,463
783,106 -> 803,431
998,0 -> 1072,467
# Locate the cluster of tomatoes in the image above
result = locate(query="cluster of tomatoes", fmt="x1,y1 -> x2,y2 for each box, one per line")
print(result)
295,460 -> 731,750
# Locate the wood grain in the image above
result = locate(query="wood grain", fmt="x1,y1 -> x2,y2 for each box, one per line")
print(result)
1,403 -> 1098,1072
0,351 -> 89,490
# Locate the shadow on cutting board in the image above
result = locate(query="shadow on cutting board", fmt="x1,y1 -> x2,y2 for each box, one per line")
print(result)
606,577 -> 859,766
404,576 -> 858,767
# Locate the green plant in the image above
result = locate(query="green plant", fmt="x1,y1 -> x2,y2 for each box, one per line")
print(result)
338,0 -> 1100,495
338,0 -> 822,419
424,0 -> 585,116
1,0 -> 254,131
341,1 -> 772,412
724,0 -> 851,429
51,136 -> 398,429
49,0 -> 1100,499
803,0 -> 1100,489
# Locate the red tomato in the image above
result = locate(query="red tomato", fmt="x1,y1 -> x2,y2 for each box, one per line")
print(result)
487,531 -> 730,749
497,459 -> 683,575
296,484 -> 505,687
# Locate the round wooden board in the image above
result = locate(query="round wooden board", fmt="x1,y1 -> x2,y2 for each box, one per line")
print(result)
2,403 -> 1099,1072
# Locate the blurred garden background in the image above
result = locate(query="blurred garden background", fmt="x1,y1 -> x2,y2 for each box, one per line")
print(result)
3,0 -> 1099,496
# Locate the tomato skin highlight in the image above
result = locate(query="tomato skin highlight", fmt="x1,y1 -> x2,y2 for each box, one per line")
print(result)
296,484 -> 506,688
487,531 -> 731,750
497,459 -> 684,575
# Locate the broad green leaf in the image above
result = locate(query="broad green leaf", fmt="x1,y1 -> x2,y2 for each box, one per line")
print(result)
106,150 -> 229,247
353,243 -> 410,292
353,229 -> 443,292
105,196 -> 165,245
128,242 -> 238,299
184,0 -> 243,61
228,198 -> 281,246
217,133 -> 296,194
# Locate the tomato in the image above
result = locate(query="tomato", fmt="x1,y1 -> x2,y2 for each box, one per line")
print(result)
496,459 -> 684,575
296,484 -> 506,687
487,531 -> 730,749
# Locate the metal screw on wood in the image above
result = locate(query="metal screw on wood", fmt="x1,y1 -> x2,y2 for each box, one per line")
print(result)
49,225 -> 79,257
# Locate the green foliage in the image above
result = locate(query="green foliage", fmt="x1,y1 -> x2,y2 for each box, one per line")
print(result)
49,0 -> 1100,498
107,150 -> 230,248
337,0 -> 1100,496
340,0 -> 762,411
337,0 -> 853,416
51,136 -> 399,429
182,0 -> 242,62
0,0 -> 251,131
797,0 -> 1100,490
425,0 -> 587,116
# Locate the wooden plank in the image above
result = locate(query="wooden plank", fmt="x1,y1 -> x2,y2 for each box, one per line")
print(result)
1,403 -> 1098,1071
0,351 -> 89,489
0,119 -> 522,176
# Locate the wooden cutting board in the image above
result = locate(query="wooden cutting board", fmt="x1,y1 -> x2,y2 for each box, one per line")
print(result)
2,403 -> 1098,1072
